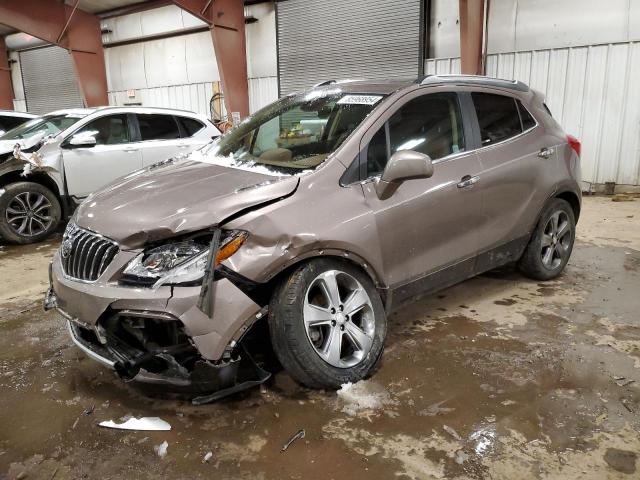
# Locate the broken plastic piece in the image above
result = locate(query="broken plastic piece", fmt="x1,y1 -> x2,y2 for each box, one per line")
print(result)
98,416 -> 171,431
203,451 -> 213,463
281,429 -> 305,452
155,440 -> 168,458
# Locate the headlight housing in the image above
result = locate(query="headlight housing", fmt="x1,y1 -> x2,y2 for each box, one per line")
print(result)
121,230 -> 248,288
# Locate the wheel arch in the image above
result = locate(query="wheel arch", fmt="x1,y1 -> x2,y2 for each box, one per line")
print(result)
0,169 -> 62,199
555,190 -> 581,222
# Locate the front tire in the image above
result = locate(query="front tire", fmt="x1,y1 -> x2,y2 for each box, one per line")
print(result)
268,258 -> 386,389
0,182 -> 61,244
518,198 -> 575,281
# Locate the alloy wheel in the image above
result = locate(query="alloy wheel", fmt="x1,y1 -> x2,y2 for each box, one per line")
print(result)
541,210 -> 572,269
5,192 -> 54,237
303,269 -> 375,368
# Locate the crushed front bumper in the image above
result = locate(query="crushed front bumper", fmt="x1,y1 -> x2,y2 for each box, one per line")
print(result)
46,249 -> 271,402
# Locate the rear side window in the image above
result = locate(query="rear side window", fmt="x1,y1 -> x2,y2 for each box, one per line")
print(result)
517,101 -> 536,131
472,93 -> 521,145
177,116 -> 204,137
137,114 -> 180,140
366,92 -> 465,177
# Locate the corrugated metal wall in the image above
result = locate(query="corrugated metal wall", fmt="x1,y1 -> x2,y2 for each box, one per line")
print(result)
276,0 -> 422,95
108,76 -> 278,117
426,42 -> 640,189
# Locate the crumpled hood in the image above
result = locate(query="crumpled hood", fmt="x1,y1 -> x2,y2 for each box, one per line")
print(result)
75,158 -> 299,248
0,132 -> 49,157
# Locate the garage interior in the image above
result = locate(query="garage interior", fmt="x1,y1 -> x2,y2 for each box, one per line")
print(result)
1,1 -> 640,479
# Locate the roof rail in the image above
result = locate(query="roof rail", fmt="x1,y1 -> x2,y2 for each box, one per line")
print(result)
313,80 -> 337,88
420,74 -> 529,92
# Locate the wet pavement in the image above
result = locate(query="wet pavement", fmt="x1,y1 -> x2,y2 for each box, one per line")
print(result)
1,196 -> 639,479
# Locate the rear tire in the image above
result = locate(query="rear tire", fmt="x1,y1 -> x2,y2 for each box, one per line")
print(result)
268,258 -> 386,389
518,198 -> 575,281
0,182 -> 61,244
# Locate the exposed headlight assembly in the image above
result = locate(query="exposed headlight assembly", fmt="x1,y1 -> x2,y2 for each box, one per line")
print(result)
121,230 -> 248,288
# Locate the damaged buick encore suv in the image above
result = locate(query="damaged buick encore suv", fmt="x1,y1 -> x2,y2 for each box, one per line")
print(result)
46,75 -> 582,402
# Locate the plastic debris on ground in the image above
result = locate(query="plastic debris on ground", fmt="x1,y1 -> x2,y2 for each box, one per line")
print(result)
98,416 -> 171,431
154,441 -> 168,458
202,451 -> 213,463
281,429 -> 305,452
337,380 -> 397,416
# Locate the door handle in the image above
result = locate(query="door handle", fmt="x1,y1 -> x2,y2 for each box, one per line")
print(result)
123,148 -> 139,153
537,147 -> 554,159
457,175 -> 479,188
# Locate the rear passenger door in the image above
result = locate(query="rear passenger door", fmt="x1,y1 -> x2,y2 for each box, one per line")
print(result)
360,91 -> 484,298
135,114 -> 185,166
469,91 -> 557,265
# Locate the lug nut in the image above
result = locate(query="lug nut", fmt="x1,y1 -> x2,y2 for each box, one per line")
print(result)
330,307 -> 336,314
340,325 -> 345,331
345,314 -> 349,321
331,320 -> 336,326
339,305 -> 344,311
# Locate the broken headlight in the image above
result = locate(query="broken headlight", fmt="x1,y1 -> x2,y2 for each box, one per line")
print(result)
121,231 -> 248,288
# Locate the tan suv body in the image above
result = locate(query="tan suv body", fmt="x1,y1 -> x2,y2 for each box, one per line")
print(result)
45,76 -> 581,400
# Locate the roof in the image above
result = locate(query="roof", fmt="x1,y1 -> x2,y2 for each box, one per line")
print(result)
308,75 -> 530,96
0,110 -> 37,118
419,74 -> 529,92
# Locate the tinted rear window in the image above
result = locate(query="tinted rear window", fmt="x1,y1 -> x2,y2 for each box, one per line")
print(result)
137,114 -> 180,140
472,93 -> 522,145
178,116 -> 204,137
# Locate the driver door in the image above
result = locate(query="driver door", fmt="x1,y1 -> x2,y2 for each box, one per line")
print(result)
360,91 -> 483,303
62,114 -> 142,198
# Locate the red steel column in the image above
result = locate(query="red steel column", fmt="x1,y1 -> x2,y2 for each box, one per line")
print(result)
0,37 -> 14,110
172,0 -> 250,120
459,0 -> 485,75
0,0 -> 108,107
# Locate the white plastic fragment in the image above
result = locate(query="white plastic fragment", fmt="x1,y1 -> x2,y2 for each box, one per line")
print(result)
203,451 -> 213,463
98,416 -> 171,431
155,441 -> 169,458
337,380 -> 397,416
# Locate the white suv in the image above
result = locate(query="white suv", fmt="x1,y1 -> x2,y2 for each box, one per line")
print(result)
0,106 -> 220,243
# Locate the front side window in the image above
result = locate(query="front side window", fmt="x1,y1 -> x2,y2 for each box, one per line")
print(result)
0,113 -> 86,141
366,93 -> 465,177
73,114 -> 130,145
472,92 -> 522,145
200,91 -> 385,174
137,114 -> 180,141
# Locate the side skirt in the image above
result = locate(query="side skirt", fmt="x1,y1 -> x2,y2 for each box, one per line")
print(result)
386,235 -> 530,312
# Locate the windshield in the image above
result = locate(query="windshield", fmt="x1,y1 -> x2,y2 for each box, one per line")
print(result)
200,90 -> 385,174
0,113 -> 86,141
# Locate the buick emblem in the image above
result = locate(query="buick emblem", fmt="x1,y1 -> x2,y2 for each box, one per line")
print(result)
61,223 -> 78,259
61,238 -> 73,259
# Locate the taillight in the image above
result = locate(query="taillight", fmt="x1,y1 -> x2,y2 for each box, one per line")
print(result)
567,134 -> 581,157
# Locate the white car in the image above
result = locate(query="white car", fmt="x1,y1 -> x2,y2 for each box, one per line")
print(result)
0,106 -> 221,243
0,110 -> 37,136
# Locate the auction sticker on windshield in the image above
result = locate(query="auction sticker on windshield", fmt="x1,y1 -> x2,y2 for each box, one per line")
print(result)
337,95 -> 383,105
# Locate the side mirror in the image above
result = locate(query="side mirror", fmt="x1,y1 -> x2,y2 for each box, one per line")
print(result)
68,133 -> 97,148
375,150 -> 433,199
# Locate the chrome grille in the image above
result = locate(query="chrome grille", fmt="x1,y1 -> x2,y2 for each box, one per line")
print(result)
61,228 -> 119,281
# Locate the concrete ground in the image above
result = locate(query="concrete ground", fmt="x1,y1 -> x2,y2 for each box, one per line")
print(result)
1,196 -> 639,480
